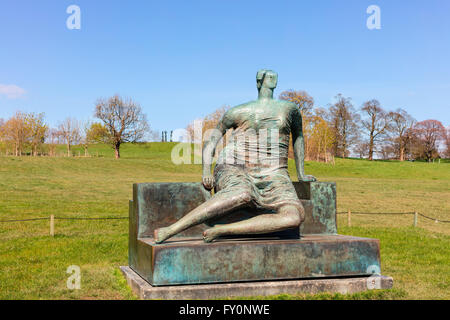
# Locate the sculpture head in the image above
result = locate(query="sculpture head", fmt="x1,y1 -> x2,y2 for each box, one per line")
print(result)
256,69 -> 278,90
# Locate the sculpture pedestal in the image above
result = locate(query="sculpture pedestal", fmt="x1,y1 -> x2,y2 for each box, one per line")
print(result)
131,235 -> 381,286
120,266 -> 393,300
123,182 -> 393,299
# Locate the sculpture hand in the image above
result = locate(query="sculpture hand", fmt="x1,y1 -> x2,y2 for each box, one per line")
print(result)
299,175 -> 317,182
202,174 -> 215,190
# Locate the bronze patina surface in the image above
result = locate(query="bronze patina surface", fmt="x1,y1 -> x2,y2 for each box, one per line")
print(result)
125,70 -> 390,290
155,70 -> 317,243
133,235 -> 381,286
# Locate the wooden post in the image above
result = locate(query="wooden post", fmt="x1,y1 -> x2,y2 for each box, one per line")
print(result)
347,210 -> 352,227
50,214 -> 55,236
414,212 -> 418,227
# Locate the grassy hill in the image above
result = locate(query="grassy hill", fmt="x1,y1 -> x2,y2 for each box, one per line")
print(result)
0,142 -> 448,299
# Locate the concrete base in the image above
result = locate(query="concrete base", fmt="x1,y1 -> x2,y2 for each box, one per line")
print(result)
120,266 -> 394,300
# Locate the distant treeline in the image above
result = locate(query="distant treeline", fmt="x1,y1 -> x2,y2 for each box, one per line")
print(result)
1,92 -> 449,161
186,91 -> 449,162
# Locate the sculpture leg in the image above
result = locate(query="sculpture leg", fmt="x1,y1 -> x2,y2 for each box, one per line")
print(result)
202,204 -> 304,242
154,189 -> 252,243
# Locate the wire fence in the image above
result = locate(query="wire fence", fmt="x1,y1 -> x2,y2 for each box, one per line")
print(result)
1,212 -> 449,223
0,216 -> 129,223
337,211 -> 450,223
336,211 -> 450,225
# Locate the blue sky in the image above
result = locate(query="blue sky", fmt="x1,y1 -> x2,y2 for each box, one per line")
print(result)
0,0 -> 449,133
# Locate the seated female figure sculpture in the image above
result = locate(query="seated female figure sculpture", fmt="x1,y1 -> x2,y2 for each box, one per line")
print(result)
154,69 -> 316,243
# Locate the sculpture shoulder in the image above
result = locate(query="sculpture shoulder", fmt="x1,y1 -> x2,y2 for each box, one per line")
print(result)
222,101 -> 256,123
275,100 -> 301,118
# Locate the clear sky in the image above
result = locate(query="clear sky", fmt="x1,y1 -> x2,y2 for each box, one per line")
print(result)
1,0 -> 449,133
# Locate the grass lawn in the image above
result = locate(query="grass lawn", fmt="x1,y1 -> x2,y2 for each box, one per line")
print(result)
0,143 -> 449,299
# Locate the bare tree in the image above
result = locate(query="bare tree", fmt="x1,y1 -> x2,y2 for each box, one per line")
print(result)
445,127 -> 450,159
327,94 -> 360,158
94,95 -> 149,159
361,99 -> 391,161
413,120 -> 446,162
279,90 -> 314,116
79,121 -> 92,157
378,144 -> 396,160
387,109 -> 415,161
58,118 -> 80,157
46,128 -> 60,157
353,139 -> 370,159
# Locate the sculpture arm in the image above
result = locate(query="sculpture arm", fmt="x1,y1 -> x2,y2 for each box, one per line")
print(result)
202,113 -> 232,189
291,107 -> 316,182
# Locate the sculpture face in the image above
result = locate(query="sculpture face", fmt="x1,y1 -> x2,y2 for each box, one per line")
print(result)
256,70 -> 278,90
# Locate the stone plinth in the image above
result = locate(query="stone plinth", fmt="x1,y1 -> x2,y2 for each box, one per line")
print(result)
130,235 -> 381,286
120,266 -> 394,300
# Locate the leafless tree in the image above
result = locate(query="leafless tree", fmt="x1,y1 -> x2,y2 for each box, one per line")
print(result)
279,90 -> 314,116
445,127 -> 450,159
413,120 -> 446,162
327,94 -> 360,158
387,109 -> 415,161
79,121 -> 92,157
58,118 -> 81,157
46,128 -> 60,156
361,99 -> 391,161
378,144 -> 396,160
353,140 -> 370,159
94,95 -> 149,159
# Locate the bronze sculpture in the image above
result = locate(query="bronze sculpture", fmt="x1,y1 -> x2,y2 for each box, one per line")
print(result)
154,69 -> 316,243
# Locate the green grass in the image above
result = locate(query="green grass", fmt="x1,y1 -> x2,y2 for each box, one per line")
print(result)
0,142 -> 449,300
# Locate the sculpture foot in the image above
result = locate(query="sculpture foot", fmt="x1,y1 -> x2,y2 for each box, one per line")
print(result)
154,227 -> 171,244
203,228 -> 220,243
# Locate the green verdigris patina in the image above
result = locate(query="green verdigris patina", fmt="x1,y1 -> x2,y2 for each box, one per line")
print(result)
154,69 -> 317,243
125,70 -> 387,288
129,181 -> 383,286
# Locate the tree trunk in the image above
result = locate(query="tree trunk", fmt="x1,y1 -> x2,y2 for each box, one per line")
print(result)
368,135 -> 374,161
399,145 -> 404,161
67,143 -> 71,157
114,143 -> 121,159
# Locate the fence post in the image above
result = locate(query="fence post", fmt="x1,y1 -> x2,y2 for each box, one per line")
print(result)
347,210 -> 352,227
50,214 -> 55,236
414,212 -> 418,227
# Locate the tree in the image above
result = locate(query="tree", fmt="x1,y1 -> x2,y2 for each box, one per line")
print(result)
307,114 -> 335,162
361,99 -> 391,161
2,111 -> 30,156
353,139 -> 370,159
387,109 -> 415,161
46,128 -> 60,157
327,94 -> 360,158
279,90 -> 315,160
279,90 -> 314,116
413,120 -> 446,162
445,127 -> 450,159
26,113 -> 48,156
58,118 -> 80,157
85,122 -> 109,144
94,95 -> 149,159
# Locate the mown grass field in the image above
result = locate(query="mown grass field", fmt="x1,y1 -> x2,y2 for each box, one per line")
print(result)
0,143 -> 449,300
